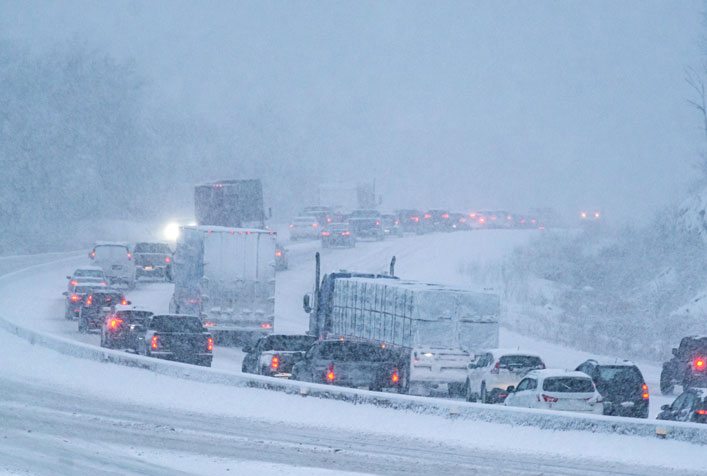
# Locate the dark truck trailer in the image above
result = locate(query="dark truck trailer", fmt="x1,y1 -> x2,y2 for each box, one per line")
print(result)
195,179 -> 266,229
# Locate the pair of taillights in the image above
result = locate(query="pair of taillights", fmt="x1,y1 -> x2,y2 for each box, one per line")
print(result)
322,365 -> 399,384
321,231 -> 350,236
149,335 -> 214,352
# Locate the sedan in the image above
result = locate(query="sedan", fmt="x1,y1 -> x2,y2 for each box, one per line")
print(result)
504,369 -> 603,415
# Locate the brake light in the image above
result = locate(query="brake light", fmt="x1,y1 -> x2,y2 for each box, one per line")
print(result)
392,367 -> 399,383
541,362 -> 546,369
326,365 -> 335,381
275,251 -> 282,256
469,213 -> 476,218
321,231 -> 330,236
70,280 -> 78,286
441,214 -> 449,219
289,224 -> 294,228
121,298 -> 127,305
424,214 -> 431,219
70,294 -> 81,301
90,251 -> 95,258
394,220 -> 399,225
271,356 -> 279,371
327,217 -> 331,223
642,384 -> 649,400
151,335 -> 158,350
207,337 -> 214,351
204,322 -> 214,326
127,253 -> 131,260
342,231 -> 350,235
694,357 -> 706,371
375,221 -> 380,226
108,318 -> 123,329
697,409 -> 706,415
479,217 -> 485,224
261,323 -> 272,328
165,256 -> 170,263
86,295 -> 93,306
312,223 -> 318,227
541,394 -> 558,403
507,216 -> 512,220
490,361 -> 500,374
411,216 -> 419,222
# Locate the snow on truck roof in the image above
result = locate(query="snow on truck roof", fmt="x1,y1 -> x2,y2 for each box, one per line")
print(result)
180,225 -> 275,235
343,276 -> 496,295
93,241 -> 129,247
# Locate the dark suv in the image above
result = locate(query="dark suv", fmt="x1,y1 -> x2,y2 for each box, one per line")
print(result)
576,359 -> 649,418
78,290 -> 129,333
660,336 -> 707,394
100,307 -> 154,349
133,242 -> 173,281
242,334 -> 317,377
657,387 -> 707,424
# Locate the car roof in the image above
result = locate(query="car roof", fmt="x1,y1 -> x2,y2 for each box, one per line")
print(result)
88,288 -> 123,295
73,266 -> 104,272
526,369 -> 592,379
114,305 -> 152,312
480,348 -> 543,358
293,216 -> 317,220
94,241 -> 129,247
578,358 -> 638,367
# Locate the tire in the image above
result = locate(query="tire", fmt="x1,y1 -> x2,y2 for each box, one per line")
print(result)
465,379 -> 476,402
448,382 -> 464,398
78,317 -> 88,334
480,383 -> 488,404
660,366 -> 675,395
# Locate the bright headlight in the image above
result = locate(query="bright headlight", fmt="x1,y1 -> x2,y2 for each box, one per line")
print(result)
164,222 -> 180,242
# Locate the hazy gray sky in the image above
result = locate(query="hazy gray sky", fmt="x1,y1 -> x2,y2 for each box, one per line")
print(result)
2,1 -> 704,222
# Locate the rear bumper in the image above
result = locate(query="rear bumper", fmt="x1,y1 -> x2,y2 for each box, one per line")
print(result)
149,351 -> 213,364
136,266 -> 167,277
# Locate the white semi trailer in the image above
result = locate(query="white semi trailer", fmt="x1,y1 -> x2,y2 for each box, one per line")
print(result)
170,226 -> 276,343
303,253 -> 499,395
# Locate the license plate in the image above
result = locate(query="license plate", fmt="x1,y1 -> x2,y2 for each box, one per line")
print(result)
144,266 -> 153,270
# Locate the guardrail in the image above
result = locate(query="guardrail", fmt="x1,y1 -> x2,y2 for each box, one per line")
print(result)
2,315 -> 706,446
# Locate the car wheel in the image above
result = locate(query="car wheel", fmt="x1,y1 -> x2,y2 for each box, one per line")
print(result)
660,366 -> 675,395
480,383 -> 488,404
78,317 -> 88,334
448,382 -> 464,398
465,379 -> 477,402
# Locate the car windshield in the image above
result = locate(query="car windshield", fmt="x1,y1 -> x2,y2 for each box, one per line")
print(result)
150,315 -> 204,332
319,343 -> 392,362
73,286 -> 96,294
499,355 -> 544,369
543,377 -> 594,393
596,366 -> 643,386
74,269 -> 104,278
91,293 -> 124,304
133,243 -> 171,253
93,245 -> 129,260
263,336 -> 316,351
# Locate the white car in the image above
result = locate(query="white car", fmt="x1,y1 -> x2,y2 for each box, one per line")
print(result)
504,369 -> 604,415
66,266 -> 107,290
465,349 -> 546,403
289,216 -> 321,240
408,347 -> 470,397
89,242 -> 136,289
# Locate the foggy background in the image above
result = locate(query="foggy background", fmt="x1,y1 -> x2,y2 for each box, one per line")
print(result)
0,1 -> 704,252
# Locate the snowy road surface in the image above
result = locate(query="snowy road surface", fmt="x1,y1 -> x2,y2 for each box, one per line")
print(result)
0,231 -> 703,474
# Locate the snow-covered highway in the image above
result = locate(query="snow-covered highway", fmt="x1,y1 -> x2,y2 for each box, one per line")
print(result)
0,231 -> 704,475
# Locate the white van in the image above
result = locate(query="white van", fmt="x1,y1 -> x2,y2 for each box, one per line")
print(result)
89,242 -> 136,289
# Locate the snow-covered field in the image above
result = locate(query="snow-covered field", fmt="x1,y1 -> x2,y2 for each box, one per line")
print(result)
0,230 -> 703,475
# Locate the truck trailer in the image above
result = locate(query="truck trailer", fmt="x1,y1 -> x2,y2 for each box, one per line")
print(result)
170,226 -> 276,343
303,253 -> 500,395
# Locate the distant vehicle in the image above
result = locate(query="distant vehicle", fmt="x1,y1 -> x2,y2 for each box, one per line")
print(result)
289,216 -> 321,241
169,226 -> 276,344
275,243 -> 288,271
660,336 -> 707,394
474,211 -> 507,229
100,306 -> 154,350
347,209 -> 383,240
66,266 -> 106,290
195,179 -> 266,229
321,222 -> 355,248
422,209 -> 452,232
380,214 -> 402,237
465,350 -> 546,403
300,206 -> 333,227
135,314 -> 214,367
656,387 -> 707,424
63,284 -> 103,320
449,212 -> 470,231
78,289 -> 129,333
292,340 -> 404,391
133,242 -> 173,281
395,209 -> 423,234
89,242 -> 136,289
576,359 -> 649,418
241,334 -> 317,378
504,370 -> 603,415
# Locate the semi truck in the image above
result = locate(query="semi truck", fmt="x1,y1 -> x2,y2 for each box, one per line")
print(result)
303,253 -> 500,396
169,225 -> 276,343
195,179 -> 267,229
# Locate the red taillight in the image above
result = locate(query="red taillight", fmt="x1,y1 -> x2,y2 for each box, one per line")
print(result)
261,323 -> 272,328
271,356 -> 279,371
289,224 -> 294,228
507,216 -> 512,220
70,280 -> 78,286
469,213 -> 476,218
326,218 -> 331,223
108,318 -> 123,329
70,294 -> 80,301
375,221 -> 380,226
326,365 -> 335,382
442,214 -> 449,219
542,394 -> 558,403
321,231 -> 330,236
542,362 -> 546,369
90,251 -> 95,258
424,214 -> 431,219
694,357 -> 706,371
151,335 -> 158,350
342,231 -> 350,236
86,295 -> 92,306
394,220 -> 399,225
275,251 -> 282,256
697,409 -> 706,415
642,384 -> 649,400
312,223 -> 318,227
127,253 -> 131,260
479,218 -> 486,224
392,367 -> 399,383
411,216 -> 419,222
121,298 -> 127,305
490,361 -> 500,374
207,337 -> 214,352
165,256 -> 170,263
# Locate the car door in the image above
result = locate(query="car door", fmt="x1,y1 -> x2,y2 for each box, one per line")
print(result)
242,339 -> 263,374
675,393 -> 697,422
507,378 -> 531,407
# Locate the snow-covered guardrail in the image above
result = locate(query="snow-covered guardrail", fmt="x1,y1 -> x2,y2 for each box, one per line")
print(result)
2,316 -> 706,446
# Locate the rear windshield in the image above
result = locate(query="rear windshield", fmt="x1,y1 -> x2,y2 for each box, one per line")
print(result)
294,217 -> 316,224
318,342 -> 392,362
150,315 -> 204,333
74,286 -> 96,294
133,243 -> 171,254
543,377 -> 594,393
348,210 -> 379,219
596,366 -> 643,386
499,355 -> 544,369
263,336 -> 316,351
116,311 -> 153,323
91,293 -> 123,304
93,245 -> 129,261
74,269 -> 104,278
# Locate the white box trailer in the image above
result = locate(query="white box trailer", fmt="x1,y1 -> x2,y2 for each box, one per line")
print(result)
170,226 -> 276,342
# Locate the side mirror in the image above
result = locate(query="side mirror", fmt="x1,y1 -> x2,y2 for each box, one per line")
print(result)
506,385 -> 515,394
62,291 -> 68,296
66,276 -> 72,280
672,348 -> 678,357
661,404 -> 670,411
303,294 -> 312,313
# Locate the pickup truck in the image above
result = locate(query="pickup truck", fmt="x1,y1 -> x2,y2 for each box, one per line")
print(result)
292,340 -> 404,391
135,314 -> 214,366
242,334 -> 317,378
133,242 -> 173,281
347,209 -> 383,240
